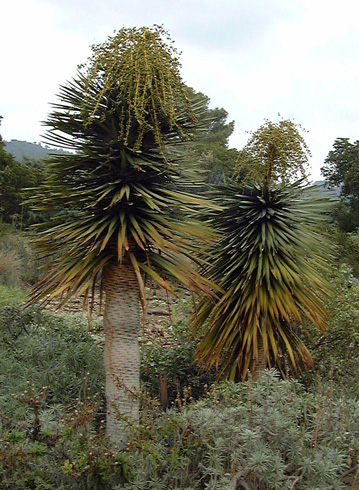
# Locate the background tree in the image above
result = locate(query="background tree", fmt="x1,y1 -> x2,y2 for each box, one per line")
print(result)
184,89 -> 238,185
0,119 -> 44,226
28,26 -> 215,446
321,137 -> 359,232
192,120 -> 331,381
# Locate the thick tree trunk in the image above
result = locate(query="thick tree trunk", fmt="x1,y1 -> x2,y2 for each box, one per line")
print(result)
249,334 -> 267,381
102,261 -> 141,447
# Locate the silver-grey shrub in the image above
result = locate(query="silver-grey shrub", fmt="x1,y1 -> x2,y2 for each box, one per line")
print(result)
125,370 -> 357,489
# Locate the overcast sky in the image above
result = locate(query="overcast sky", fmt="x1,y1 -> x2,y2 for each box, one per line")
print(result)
1,0 -> 359,179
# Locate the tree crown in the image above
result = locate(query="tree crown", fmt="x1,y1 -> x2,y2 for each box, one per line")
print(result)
28,26 -> 217,309
74,25 -> 196,152
235,119 -> 310,186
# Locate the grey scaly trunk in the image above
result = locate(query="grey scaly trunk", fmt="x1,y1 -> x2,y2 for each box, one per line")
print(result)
249,334 -> 267,381
102,261 -> 140,447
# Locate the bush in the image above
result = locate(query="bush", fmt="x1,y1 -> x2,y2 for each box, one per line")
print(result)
2,365 -> 358,489
0,224 -> 37,286
0,306 -> 104,430
1,297 -> 359,488
335,229 -> 359,277
300,263 -> 359,399
0,249 -> 22,287
0,284 -> 25,306
0,391 -> 133,489
125,370 -> 358,489
0,306 -> 135,489
141,312 -> 217,407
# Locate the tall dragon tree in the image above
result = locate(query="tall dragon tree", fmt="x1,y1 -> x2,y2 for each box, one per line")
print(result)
192,120 -> 333,381
28,26 -> 215,445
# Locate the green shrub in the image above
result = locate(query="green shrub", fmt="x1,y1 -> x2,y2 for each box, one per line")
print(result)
335,229 -> 359,277
1,296 -> 359,488
0,306 -> 104,430
0,224 -> 37,286
301,263 -> 359,399
126,370 -> 358,489
0,306 -> 134,489
2,366 -> 358,489
141,316 -> 216,407
0,284 -> 25,306
0,392 -> 133,489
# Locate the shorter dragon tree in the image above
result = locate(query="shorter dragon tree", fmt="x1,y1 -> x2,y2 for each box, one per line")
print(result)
192,120 -> 332,380
28,27 -> 216,445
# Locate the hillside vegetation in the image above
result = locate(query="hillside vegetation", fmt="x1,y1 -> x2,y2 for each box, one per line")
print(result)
4,139 -> 67,163
0,220 -> 359,488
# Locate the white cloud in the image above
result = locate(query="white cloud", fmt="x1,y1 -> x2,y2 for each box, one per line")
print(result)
1,0 -> 359,179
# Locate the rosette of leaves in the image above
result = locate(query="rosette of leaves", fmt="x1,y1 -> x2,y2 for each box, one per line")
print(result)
192,181 -> 332,381
27,26 -> 216,445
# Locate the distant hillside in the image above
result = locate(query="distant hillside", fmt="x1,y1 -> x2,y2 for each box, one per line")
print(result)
0,141 -> 344,199
4,139 -> 67,162
313,180 -> 341,197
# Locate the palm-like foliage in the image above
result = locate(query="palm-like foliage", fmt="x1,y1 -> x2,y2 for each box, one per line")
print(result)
28,26 -> 214,308
192,181 -> 332,381
27,27 -> 217,444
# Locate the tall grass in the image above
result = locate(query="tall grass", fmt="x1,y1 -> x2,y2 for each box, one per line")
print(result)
0,284 -> 25,306
0,249 -> 22,286
0,224 -> 37,286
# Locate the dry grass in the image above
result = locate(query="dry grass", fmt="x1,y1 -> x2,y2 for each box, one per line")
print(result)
0,249 -> 22,286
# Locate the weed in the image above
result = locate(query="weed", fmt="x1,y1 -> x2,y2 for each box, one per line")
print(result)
141,319 -> 216,407
0,284 -> 26,306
